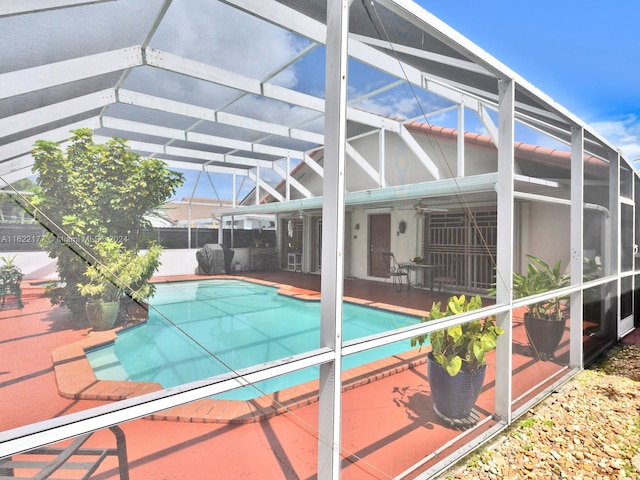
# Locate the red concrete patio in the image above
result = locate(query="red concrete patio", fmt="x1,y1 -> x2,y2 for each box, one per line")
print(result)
0,272 -> 587,479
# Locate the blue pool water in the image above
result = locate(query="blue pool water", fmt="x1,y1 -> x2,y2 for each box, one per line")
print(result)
87,279 -> 419,400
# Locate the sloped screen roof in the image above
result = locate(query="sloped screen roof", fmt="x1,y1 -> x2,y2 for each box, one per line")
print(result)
0,0 -> 624,195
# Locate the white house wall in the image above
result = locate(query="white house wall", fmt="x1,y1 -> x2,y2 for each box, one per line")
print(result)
347,205 -> 420,281
520,201 -> 571,274
304,127 -> 501,198
348,209 -> 370,278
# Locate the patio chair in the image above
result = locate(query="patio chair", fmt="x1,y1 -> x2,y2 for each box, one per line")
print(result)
0,425 -> 129,480
382,252 -> 409,292
433,256 -> 459,292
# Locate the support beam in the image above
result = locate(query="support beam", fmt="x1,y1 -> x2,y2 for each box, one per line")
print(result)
494,78 -> 515,425
0,166 -> 33,184
457,104 -> 465,177
285,157 -> 291,201
216,111 -> 289,138
104,115 -> 312,164
145,47 -> 392,131
254,165 -> 260,205
0,90 -> 115,138
608,153 -> 619,278
247,170 -> 283,202
145,47 -> 262,95
478,104 -> 499,144
102,117 -> 187,144
0,118 -> 101,162
0,47 -> 143,99
118,89 -> 217,121
302,153 -> 325,178
350,33 -> 492,77
378,129 -> 386,188
272,163 -> 313,199
345,143 -> 381,186
94,137 -> 253,176
570,126 -> 584,368
0,157 -> 35,179
0,0 -> 115,17
318,0 -> 348,477
398,125 -> 440,180
224,0 -> 497,120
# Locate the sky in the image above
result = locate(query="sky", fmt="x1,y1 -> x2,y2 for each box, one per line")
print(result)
415,1 -> 640,163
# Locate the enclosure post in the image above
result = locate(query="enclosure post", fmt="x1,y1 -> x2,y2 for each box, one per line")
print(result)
232,174 -> 236,208
188,171 -> 202,249
378,128 -> 386,187
495,78 -> 514,425
318,0 -> 349,478
188,201 -> 192,248
286,155 -> 291,201
609,153 -> 619,278
457,103 -> 465,177
570,126 -> 584,368
609,151 -> 620,339
255,165 -> 260,206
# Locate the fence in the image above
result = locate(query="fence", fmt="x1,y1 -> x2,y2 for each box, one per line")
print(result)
0,224 -> 275,252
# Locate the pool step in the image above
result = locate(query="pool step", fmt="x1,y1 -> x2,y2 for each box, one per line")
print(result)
87,348 -> 129,381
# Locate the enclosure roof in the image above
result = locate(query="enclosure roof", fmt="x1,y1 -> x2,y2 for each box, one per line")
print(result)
0,0 -> 630,197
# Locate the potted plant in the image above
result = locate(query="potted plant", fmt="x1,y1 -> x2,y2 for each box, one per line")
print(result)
512,255 -> 570,360
411,295 -> 503,424
0,254 -> 24,309
31,129 -> 183,317
77,239 -> 161,331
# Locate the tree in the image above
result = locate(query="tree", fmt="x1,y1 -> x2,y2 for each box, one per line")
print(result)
31,129 -> 184,315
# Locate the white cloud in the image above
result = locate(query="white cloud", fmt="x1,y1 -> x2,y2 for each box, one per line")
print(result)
349,87 -> 446,121
153,1 -> 307,88
591,115 -> 640,161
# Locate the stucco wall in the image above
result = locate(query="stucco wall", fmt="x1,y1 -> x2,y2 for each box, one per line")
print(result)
292,128 -> 500,198
8,249 -> 201,281
346,205 -> 420,281
519,202 -> 571,276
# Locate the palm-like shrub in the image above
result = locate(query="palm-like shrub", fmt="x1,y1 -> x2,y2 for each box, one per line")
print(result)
512,255 -> 570,321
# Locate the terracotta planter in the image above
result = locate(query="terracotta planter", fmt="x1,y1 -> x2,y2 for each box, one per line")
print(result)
86,300 -> 120,331
524,312 -> 566,360
427,352 -> 486,423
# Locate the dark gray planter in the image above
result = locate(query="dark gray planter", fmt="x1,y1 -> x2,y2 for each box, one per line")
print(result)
524,312 -> 566,360
427,352 -> 486,423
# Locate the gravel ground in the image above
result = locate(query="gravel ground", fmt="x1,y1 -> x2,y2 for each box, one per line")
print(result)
438,344 -> 640,479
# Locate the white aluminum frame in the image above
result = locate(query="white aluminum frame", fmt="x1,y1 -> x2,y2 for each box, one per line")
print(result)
1,2 -> 639,479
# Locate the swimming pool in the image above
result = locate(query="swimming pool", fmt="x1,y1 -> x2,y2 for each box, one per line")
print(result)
87,279 -> 420,400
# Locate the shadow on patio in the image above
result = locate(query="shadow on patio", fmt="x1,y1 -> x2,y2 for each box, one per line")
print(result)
0,272 -> 573,479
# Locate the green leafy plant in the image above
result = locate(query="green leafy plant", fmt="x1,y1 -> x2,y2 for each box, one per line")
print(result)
512,255 -> 570,321
0,254 -> 21,272
31,129 -> 183,314
411,295 -> 504,376
76,239 -> 161,303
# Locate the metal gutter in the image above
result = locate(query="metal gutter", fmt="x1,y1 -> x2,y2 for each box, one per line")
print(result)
212,172 -> 499,217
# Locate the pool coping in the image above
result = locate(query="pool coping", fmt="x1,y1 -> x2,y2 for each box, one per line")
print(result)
52,275 -> 430,424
